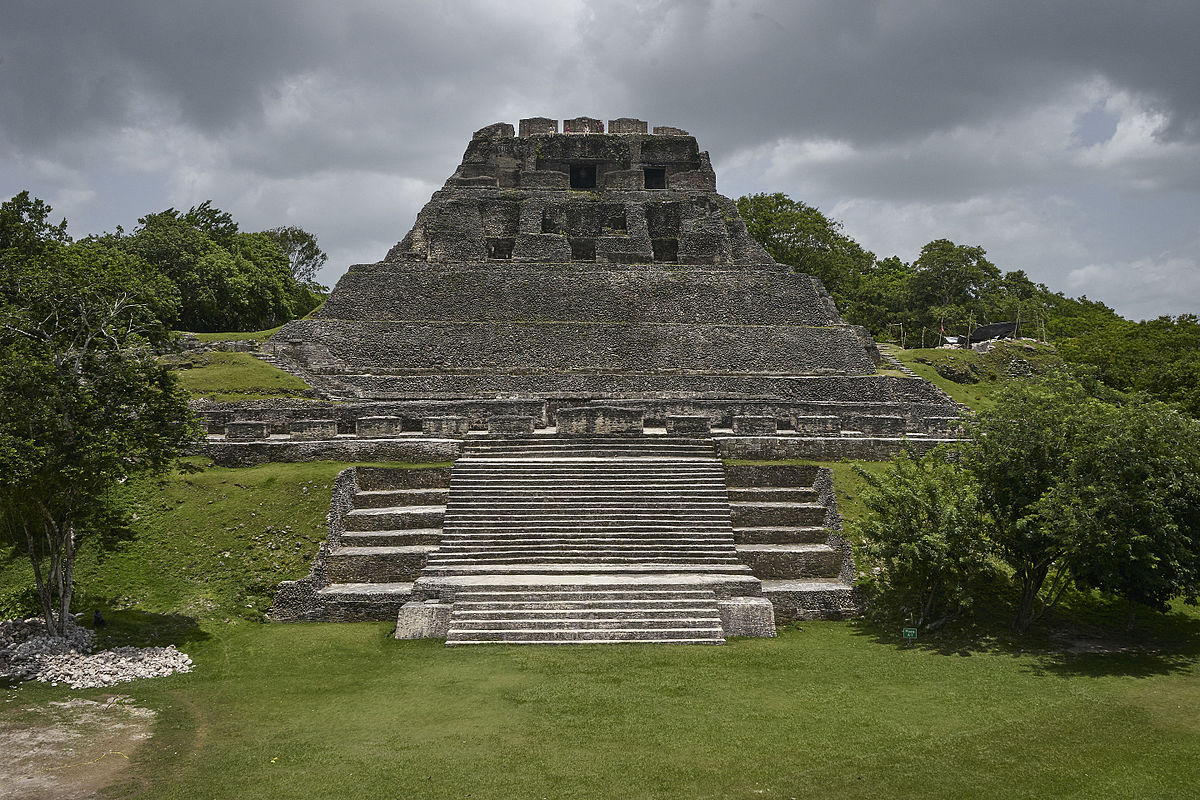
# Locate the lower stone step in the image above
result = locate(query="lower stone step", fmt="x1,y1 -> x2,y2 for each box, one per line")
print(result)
735,544 -> 842,579
326,545 -> 436,582
731,526 -> 828,544
341,528 -> 442,547
760,578 -> 858,621
446,628 -> 726,645
309,582 -> 415,622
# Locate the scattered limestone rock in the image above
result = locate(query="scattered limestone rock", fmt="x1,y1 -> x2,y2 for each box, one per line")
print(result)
0,617 -> 193,689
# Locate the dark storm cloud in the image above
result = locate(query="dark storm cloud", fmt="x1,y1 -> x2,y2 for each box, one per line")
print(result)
1,1 -> 1198,318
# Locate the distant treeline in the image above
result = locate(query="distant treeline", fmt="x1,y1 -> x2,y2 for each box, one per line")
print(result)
0,191 -> 327,333
737,192 -> 1200,417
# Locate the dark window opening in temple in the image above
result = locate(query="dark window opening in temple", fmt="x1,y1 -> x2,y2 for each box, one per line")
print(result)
569,164 -> 597,189
605,211 -> 627,233
569,238 -> 597,261
541,212 -> 563,234
651,238 -> 678,263
643,167 -> 667,190
486,238 -> 515,260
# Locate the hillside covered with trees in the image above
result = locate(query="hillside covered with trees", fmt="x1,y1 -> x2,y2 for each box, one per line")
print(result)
737,192 -> 1200,417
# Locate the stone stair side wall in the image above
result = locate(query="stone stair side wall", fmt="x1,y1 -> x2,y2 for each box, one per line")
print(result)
269,466 -> 360,621
813,467 -> 857,586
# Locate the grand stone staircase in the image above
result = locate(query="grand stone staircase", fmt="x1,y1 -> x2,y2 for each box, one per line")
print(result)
274,435 -> 857,639
412,437 -> 761,645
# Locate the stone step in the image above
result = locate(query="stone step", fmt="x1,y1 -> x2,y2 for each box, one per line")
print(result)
343,506 -> 445,531
729,502 -> 826,527
436,543 -> 736,553
356,466 -> 453,492
455,616 -> 721,631
445,631 -> 725,645
454,589 -> 718,602
423,562 -> 753,576
426,555 -> 745,566
760,578 -> 858,621
326,545 -> 435,582
735,543 -> 842,579
726,487 -> 819,503
446,512 -> 731,522
307,582 -> 416,621
454,602 -> 716,613
448,499 -> 729,508
442,525 -> 733,534
439,533 -> 732,542
341,529 -> 443,547
731,526 -> 828,544
353,488 -> 450,509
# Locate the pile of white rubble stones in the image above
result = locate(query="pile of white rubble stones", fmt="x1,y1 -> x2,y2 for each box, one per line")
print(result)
0,616 -> 193,689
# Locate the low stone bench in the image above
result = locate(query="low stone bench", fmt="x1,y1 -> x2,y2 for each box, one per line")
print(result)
792,415 -> 840,435
225,420 -> 271,441
356,416 -> 403,438
732,415 -> 778,436
488,415 -> 536,435
289,419 -> 338,440
423,416 -> 470,437
922,416 -> 962,436
555,406 -> 644,435
665,415 -> 711,435
842,415 -> 907,436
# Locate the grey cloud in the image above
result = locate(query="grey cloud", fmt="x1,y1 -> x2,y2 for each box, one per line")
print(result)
2,1 -> 1198,318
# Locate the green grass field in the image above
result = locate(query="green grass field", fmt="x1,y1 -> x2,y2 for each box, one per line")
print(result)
10,615 -> 1197,800
4,459 -> 1199,798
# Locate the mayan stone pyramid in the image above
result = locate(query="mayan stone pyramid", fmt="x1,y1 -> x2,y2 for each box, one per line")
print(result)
272,116 -> 953,428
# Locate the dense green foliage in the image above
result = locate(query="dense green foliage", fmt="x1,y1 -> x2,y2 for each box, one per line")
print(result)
120,203 -> 325,332
856,454 -> 992,628
0,197 -> 200,632
2,192 -> 326,333
738,192 -> 1200,416
857,379 -> 1200,632
264,225 -> 328,288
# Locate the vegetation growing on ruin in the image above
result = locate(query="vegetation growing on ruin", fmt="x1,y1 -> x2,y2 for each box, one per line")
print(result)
887,341 -> 1065,411
169,350 -> 314,402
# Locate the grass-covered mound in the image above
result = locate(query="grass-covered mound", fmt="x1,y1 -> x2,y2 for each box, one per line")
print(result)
890,340 -> 1063,410
168,350 -> 314,402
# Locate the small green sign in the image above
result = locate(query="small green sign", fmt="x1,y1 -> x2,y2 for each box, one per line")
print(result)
902,627 -> 918,640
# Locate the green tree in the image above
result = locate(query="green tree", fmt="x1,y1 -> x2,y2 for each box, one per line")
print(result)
855,450 -> 993,629
123,205 -> 316,332
960,375 -> 1098,632
0,216 -> 199,634
735,193 -> 876,299
0,191 -> 69,254
265,225 -> 328,288
1037,399 -> 1200,629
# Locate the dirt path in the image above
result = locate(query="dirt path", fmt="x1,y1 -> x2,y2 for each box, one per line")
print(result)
0,694 -> 155,800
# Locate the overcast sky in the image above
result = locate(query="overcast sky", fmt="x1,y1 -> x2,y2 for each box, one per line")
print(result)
3,0 -> 1198,320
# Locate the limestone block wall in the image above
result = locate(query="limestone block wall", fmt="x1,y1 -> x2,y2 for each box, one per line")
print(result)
277,319 -> 877,376
316,268 -> 834,326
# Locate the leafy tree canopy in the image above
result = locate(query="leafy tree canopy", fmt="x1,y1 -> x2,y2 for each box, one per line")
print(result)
1,215 -> 198,634
265,225 -> 328,288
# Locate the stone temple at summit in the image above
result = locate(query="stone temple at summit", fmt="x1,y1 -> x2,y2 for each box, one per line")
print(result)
251,117 -> 960,643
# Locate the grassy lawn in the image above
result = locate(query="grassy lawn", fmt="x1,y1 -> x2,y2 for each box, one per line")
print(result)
0,460 -> 449,620
171,350 -> 314,402
6,616 -> 1195,800
4,459 -> 1199,798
